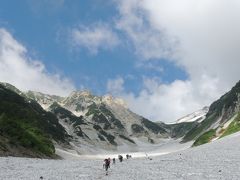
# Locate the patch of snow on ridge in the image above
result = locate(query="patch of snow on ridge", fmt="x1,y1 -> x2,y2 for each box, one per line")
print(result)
174,106 -> 209,124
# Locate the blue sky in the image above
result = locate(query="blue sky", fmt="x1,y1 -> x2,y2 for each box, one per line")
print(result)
0,0 -> 239,122
0,0 -> 187,95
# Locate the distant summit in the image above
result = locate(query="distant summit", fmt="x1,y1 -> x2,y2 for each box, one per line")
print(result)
175,106 -> 209,124
24,86 -> 170,155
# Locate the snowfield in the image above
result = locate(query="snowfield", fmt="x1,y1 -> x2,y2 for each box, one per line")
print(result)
1,132 -> 240,180
55,138 -> 192,159
173,107 -> 209,124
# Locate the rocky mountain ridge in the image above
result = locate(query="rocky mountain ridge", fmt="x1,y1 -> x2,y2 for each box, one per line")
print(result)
26,89 -> 170,152
0,84 -> 171,156
1,80 -> 240,158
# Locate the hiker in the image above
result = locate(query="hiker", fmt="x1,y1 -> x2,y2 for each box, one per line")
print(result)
108,158 -> 111,168
113,158 -> 116,164
103,158 -> 110,174
118,155 -> 123,162
145,153 -> 152,160
126,154 -> 129,159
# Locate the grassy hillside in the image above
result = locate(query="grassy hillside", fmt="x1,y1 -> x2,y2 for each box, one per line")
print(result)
0,114 -> 54,156
193,129 -> 216,146
0,84 -> 68,158
182,113 -> 217,142
221,112 -> 240,138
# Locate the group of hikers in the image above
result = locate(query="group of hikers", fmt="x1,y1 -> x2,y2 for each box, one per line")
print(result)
103,154 -> 132,175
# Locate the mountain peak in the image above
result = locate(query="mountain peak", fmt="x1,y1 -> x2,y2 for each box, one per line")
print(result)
69,90 -> 92,97
25,90 -> 64,109
102,94 -> 128,108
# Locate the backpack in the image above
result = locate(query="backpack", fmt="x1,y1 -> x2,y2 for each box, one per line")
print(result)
104,159 -> 110,166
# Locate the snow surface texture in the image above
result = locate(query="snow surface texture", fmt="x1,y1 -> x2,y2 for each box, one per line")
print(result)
173,107 -> 209,124
1,132 -> 240,180
56,138 -> 192,159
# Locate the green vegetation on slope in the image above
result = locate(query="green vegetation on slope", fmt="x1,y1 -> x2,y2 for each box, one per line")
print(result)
183,80 -> 240,143
86,103 -> 124,130
182,113 -> 217,142
49,102 -> 86,127
141,118 -> 168,135
221,112 -> 240,138
162,121 -> 199,139
93,124 -> 117,145
0,84 -> 68,157
193,129 -> 216,147
0,114 -> 54,156
208,81 -> 240,116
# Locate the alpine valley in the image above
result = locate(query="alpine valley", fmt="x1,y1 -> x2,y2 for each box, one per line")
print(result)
0,80 -> 240,158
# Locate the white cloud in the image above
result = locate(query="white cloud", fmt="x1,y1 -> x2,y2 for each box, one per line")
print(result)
116,0 -> 177,60
122,77 -> 220,122
70,23 -> 120,54
110,0 -> 240,122
107,77 -> 125,95
107,76 -> 220,122
140,0 -> 240,83
0,28 -> 75,96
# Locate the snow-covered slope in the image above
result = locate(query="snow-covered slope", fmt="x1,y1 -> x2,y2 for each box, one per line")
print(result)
175,106 -> 209,124
1,132 -> 240,180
